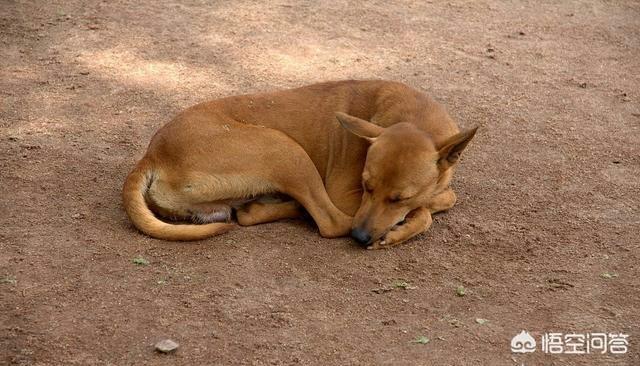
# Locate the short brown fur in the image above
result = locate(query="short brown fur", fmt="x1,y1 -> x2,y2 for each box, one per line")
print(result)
122,80 -> 477,248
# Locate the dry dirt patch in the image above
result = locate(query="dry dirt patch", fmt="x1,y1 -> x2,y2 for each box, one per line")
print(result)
1,1 -> 638,365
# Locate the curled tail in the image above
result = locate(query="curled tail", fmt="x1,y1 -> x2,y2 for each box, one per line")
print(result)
122,159 -> 234,241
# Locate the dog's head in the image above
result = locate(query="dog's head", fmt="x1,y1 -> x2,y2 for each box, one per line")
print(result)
336,112 -> 477,247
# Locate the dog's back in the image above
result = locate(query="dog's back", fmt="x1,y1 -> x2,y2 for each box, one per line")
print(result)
123,80 -> 472,245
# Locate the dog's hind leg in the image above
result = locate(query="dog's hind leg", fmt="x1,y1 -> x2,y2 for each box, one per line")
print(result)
237,200 -> 302,226
152,122 -> 352,238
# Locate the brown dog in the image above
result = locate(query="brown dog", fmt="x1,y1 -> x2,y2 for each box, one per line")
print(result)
123,80 -> 477,249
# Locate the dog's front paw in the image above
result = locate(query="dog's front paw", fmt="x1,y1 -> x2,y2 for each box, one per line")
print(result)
366,226 -> 406,250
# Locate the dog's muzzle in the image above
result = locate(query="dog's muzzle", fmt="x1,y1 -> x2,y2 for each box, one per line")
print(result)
351,228 -> 372,247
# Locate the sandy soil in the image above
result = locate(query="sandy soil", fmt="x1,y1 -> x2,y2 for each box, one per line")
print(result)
1,1 -> 639,365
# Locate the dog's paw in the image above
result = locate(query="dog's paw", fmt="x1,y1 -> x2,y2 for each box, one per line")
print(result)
366,239 -> 396,250
366,226 -> 405,250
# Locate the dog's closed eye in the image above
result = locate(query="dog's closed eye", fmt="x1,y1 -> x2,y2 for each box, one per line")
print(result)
388,195 -> 408,203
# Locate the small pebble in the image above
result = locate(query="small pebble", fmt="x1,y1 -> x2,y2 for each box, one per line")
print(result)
155,339 -> 179,353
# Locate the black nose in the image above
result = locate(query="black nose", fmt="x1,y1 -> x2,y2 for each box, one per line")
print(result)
351,228 -> 372,246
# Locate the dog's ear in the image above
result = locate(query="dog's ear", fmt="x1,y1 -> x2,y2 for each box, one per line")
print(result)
335,112 -> 383,142
437,126 -> 478,171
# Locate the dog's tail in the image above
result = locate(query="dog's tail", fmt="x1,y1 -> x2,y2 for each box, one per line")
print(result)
122,158 -> 234,241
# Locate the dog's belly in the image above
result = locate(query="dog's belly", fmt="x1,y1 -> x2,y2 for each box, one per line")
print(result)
188,202 -> 233,223
188,195 -> 282,223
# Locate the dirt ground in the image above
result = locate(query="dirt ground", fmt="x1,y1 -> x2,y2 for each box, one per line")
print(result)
1,1 -> 639,365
